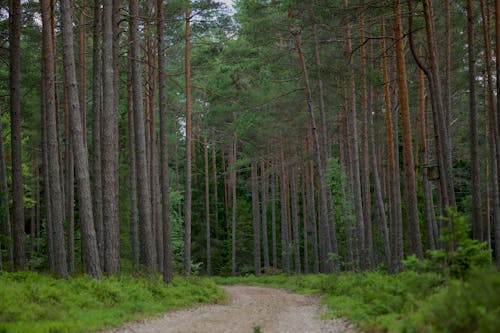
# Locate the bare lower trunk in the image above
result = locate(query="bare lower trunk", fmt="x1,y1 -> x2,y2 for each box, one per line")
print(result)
289,165 -> 301,274
60,0 -> 101,278
204,136 -> 211,275
270,171 -> 278,269
251,160 -> 261,276
260,160 -> 270,268
184,0 -> 192,275
280,151 -> 290,274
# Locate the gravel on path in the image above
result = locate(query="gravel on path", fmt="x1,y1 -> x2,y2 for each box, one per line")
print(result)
105,285 -> 356,333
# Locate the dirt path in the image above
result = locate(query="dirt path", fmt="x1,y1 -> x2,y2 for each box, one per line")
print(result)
106,285 -> 355,333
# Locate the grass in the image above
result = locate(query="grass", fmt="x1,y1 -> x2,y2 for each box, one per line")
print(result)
0,271 -> 226,333
214,269 -> 500,332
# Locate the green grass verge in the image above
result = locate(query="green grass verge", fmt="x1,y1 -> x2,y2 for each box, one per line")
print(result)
214,270 -> 500,332
0,271 -> 226,333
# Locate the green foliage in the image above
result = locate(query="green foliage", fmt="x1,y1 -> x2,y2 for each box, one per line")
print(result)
0,271 -> 226,333
404,208 -> 491,279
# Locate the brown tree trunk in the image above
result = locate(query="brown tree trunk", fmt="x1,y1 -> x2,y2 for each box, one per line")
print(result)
230,139 -> 237,275
359,13 -> 373,268
393,0 -> 423,258
9,0 -> 25,271
270,169 -> 278,269
204,136 -> 211,275
157,0 -> 173,282
91,0 -> 104,266
184,0 -> 193,275
344,0 -> 365,268
289,164 -> 301,274
466,0 -> 482,241
60,0 -> 102,278
260,160 -> 270,268
0,107 -> 11,269
42,0 -> 68,277
212,144 -> 219,239
101,0 -> 120,274
280,149 -> 290,274
288,20 -> 333,273
495,0 -> 500,265
422,0 -> 456,208
380,19 -> 403,271
130,0 -> 155,270
480,0 -> 500,265
251,160 -> 261,276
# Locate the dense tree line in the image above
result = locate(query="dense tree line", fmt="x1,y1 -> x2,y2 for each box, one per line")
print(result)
0,0 -> 499,279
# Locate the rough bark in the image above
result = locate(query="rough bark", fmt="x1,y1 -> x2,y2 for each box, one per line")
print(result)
91,0 -> 104,266
9,0 -> 25,271
60,0 -> 102,278
251,160 -> 261,276
184,0 -> 192,275
204,136 -> 211,275
260,160 -> 270,268
42,0 -> 68,277
270,170 -> 278,269
344,0 -> 365,268
130,0 -> 155,270
289,165 -> 301,274
381,18 -> 404,271
393,0 -> 423,258
288,22 -> 333,273
359,13 -> 373,268
466,0 -> 482,241
279,151 -> 290,274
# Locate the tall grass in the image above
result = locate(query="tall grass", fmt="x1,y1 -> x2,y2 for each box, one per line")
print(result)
0,271 -> 226,333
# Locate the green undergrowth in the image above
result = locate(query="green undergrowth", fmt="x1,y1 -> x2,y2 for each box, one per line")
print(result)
214,269 -> 500,332
0,271 -> 226,333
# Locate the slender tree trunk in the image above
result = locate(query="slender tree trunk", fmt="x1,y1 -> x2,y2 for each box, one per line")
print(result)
60,0 -> 101,278
466,0 -> 482,241
0,107 -> 11,270
204,136 -> 211,275
344,0 -> 366,268
42,0 -> 68,277
212,145 -> 219,239
359,13 -> 373,268
288,22 -> 333,273
422,0 -> 455,208
251,160 -> 261,276
270,170 -> 278,269
130,0 -> 155,270
260,160 -> 270,268
157,0 -> 173,282
381,18 -> 404,272
127,68 -> 139,269
444,0 -> 451,136
230,139 -> 237,275
289,165 -> 301,274
393,0 -> 423,258
280,150 -> 290,274
91,0 -> 104,266
418,46 -> 438,250
184,0 -> 193,275
495,0 -> 500,265
9,0 -> 25,271
480,0 -> 500,265
301,169 -> 309,274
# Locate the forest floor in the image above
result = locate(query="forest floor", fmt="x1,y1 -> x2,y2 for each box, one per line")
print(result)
105,285 -> 356,333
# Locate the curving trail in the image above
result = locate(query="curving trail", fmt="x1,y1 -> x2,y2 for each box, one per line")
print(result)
106,285 -> 355,333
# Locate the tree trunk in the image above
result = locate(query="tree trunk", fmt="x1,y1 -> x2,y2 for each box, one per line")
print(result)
260,160 -> 270,268
230,139 -> 237,275
42,0 -> 69,277
301,169 -> 309,274
288,21 -> 333,273
270,170 -> 278,269
204,136 -> 211,275
130,0 -> 155,270
279,150 -> 290,274
251,160 -> 261,276
289,165 -> 301,274
60,0 -> 102,278
344,0 -> 366,268
212,145 -> 219,239
157,0 -> 173,282
422,0 -> 456,208
466,0 -> 482,241
91,0 -> 104,266
9,0 -> 25,271
380,19 -> 403,271
0,107 -> 11,270
101,0 -> 120,274
359,13 -> 373,268
495,0 -> 500,265
480,0 -> 500,265
393,0 -> 423,258
184,0 -> 192,275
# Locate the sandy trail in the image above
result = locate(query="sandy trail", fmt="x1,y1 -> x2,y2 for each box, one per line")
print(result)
105,285 -> 355,333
